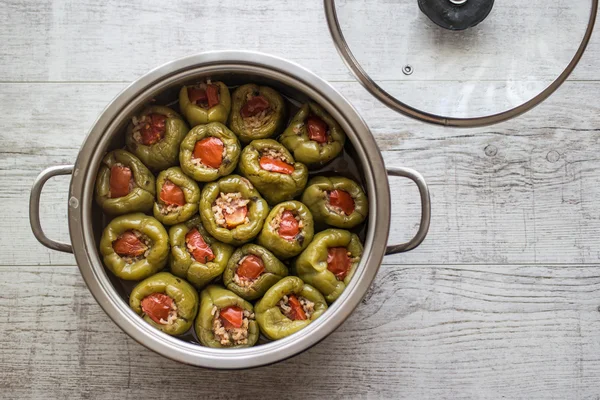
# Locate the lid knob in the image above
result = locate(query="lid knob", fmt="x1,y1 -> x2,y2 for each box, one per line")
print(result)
418,0 -> 495,30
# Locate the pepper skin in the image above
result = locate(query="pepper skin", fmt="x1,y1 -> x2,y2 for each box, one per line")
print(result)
279,103 -> 346,166
195,285 -> 259,348
179,81 -> 231,127
229,84 -> 286,143
179,122 -> 241,182
129,272 -> 199,336
238,139 -> 308,205
152,167 -> 201,225
169,216 -> 234,289
257,201 -> 314,259
223,244 -> 288,301
300,176 -> 368,229
125,106 -> 189,171
99,213 -> 170,281
199,175 -> 269,246
95,149 -> 156,216
254,276 -> 327,340
292,229 -> 363,303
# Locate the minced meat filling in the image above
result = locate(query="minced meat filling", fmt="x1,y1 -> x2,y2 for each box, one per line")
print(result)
241,93 -> 271,128
260,147 -> 290,164
233,255 -> 265,287
112,230 -> 151,264
278,294 -> 315,320
141,293 -> 178,325
270,208 -> 303,241
132,113 -> 167,146
212,192 -> 250,229
188,81 -> 220,109
211,306 -> 254,346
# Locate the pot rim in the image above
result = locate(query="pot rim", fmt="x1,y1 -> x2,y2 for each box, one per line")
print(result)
67,51 -> 391,369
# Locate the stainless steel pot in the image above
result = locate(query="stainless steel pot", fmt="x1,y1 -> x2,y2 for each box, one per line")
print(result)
29,51 -> 431,369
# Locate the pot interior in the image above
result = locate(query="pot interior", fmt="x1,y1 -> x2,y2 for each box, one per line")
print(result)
90,69 -> 371,347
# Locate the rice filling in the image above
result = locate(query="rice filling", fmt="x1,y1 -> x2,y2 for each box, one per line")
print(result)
211,306 -> 254,346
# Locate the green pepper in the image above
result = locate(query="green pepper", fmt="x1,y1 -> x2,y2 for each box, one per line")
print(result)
99,213 -> 170,281
179,81 -> 231,127
229,84 -> 286,143
292,229 -> 363,303
222,244 -> 288,301
95,149 -> 155,216
279,103 -> 346,166
129,272 -> 198,336
238,139 -> 308,204
199,175 -> 269,246
125,105 -> 189,171
152,167 -> 201,226
169,216 -> 234,289
254,276 -> 327,340
301,176 -> 368,229
179,122 -> 241,182
195,285 -> 259,348
257,201 -> 314,259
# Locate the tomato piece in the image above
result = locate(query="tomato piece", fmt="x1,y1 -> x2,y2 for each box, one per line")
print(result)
109,165 -> 132,198
278,211 -> 300,240
188,87 -> 208,105
140,113 -> 167,145
224,206 -> 248,229
112,231 -> 148,257
185,228 -> 215,263
160,180 -> 186,207
193,137 -> 224,169
240,95 -> 270,118
327,247 -> 351,280
220,306 -> 244,329
287,294 -> 307,321
329,189 -> 355,215
141,293 -> 174,324
306,116 -> 328,144
236,255 -> 265,280
206,84 -> 220,108
259,156 -> 295,175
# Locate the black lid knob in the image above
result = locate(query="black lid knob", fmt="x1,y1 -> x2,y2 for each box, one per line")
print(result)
418,0 -> 494,31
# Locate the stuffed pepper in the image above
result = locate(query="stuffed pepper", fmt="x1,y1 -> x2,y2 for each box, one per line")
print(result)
129,272 -> 199,336
223,244 -> 288,301
169,216 -> 234,289
153,167 -> 200,226
199,175 -> 269,246
229,84 -> 285,143
257,201 -> 314,259
254,276 -> 327,340
279,103 -> 346,166
238,139 -> 308,204
301,176 -> 368,229
179,81 -> 231,126
195,285 -> 259,348
125,106 -> 188,171
99,213 -> 170,281
293,229 -> 363,303
179,122 -> 240,182
95,149 -> 155,215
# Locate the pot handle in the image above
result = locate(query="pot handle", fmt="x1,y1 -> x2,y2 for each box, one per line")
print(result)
29,165 -> 74,254
385,167 -> 431,255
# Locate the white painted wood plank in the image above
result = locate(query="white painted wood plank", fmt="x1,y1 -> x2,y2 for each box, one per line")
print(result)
0,0 -> 597,83
2,81 -> 600,266
1,264 -> 599,399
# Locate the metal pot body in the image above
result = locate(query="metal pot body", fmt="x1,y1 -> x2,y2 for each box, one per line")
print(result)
29,51 -> 430,369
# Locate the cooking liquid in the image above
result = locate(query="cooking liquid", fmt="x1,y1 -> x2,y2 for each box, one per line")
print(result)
99,83 -> 369,346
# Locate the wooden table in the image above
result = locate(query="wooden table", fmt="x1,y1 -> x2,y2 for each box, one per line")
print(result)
2,1 -> 599,398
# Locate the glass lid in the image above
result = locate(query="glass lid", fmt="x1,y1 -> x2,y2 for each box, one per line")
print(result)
325,0 -> 597,127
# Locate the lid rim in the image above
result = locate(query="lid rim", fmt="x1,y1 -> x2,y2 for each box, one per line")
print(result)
323,0 -> 598,127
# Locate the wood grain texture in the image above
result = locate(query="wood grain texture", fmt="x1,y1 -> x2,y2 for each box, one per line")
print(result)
0,0 -> 597,83
3,81 -> 600,266
2,0 -> 600,398
2,265 -> 600,399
